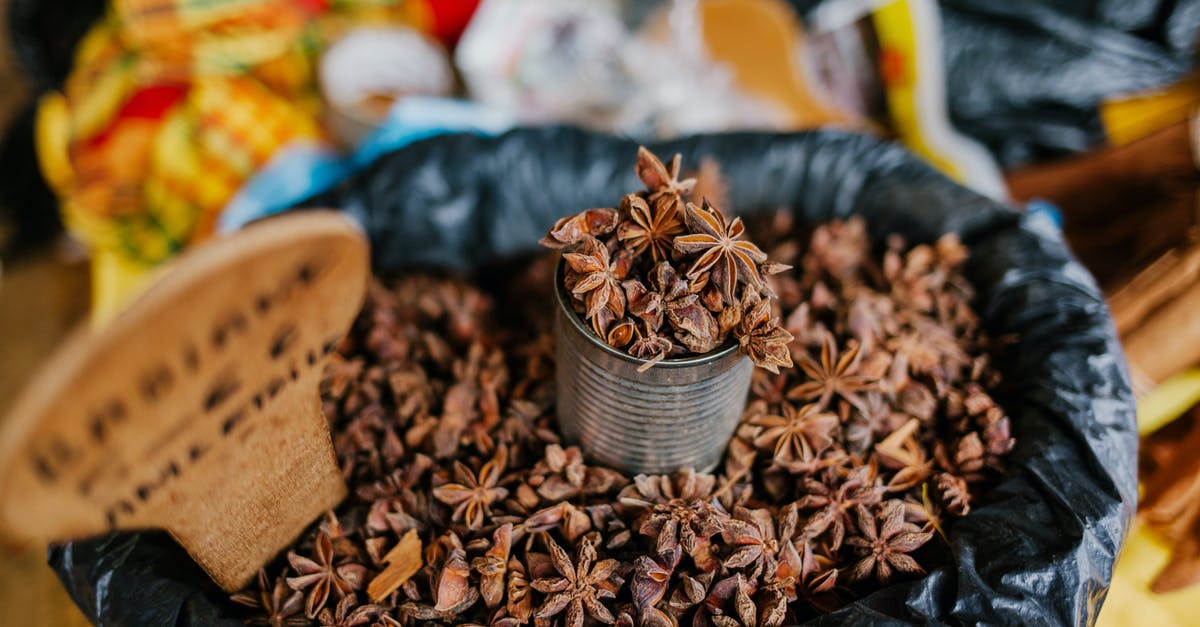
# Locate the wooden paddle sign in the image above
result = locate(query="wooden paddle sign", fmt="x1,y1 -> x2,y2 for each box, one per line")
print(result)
0,211 -> 368,591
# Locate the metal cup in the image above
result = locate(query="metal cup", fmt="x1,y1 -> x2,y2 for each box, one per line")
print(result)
554,262 -> 753,474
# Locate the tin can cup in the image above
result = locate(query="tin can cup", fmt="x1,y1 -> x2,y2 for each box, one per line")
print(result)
554,262 -> 754,475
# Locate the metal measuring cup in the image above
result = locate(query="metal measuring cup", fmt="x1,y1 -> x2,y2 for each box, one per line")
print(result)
553,262 -> 753,475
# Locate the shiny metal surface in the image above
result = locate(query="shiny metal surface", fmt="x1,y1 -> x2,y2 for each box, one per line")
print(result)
554,263 -> 753,474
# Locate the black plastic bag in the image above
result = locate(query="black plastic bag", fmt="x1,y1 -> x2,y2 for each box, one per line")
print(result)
940,0 -> 1200,166
788,0 -> 1199,165
50,127 -> 1137,626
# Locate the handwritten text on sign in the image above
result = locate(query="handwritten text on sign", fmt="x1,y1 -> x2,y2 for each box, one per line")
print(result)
0,212 -> 367,566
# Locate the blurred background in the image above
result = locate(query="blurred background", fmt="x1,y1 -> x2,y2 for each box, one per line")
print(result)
1,0 -> 1199,624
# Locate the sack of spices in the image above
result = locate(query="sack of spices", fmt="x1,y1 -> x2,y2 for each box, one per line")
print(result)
49,128 -> 1136,625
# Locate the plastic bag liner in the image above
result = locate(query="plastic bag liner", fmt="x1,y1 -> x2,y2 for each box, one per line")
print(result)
49,127 -> 1137,626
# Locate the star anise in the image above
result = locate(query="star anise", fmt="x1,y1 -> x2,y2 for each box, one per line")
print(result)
627,321 -> 676,370
532,444 -> 628,501
845,500 -> 933,584
540,207 -> 621,249
749,402 -> 838,470
787,333 -> 874,410
532,536 -> 622,627
934,472 -> 971,516
431,451 -> 508,530
472,523 -> 512,609
631,547 -> 680,614
618,468 -> 718,507
635,146 -> 696,200
640,499 -> 727,567
507,556 -> 534,623
232,570 -> 309,627
286,532 -> 367,618
796,465 -> 885,550
874,418 -> 934,492
433,546 -> 478,614
721,506 -> 798,579
563,235 -> 628,322
738,295 -> 795,374
317,595 -> 381,627
675,200 -> 768,303
796,542 -> 840,613
618,193 -> 685,262
666,293 -> 721,354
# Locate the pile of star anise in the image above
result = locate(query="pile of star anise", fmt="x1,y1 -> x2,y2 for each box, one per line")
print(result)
232,213 -> 1015,627
541,147 -> 792,372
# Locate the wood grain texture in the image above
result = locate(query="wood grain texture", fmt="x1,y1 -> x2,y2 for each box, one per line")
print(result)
1,211 -> 369,592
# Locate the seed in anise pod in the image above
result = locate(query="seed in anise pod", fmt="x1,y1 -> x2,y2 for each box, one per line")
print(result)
472,523 -> 512,608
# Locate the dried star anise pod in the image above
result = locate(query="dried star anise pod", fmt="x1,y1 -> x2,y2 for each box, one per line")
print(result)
749,402 -> 838,470
636,146 -> 697,200
532,444 -> 628,501
721,505 -> 799,580
796,542 -> 840,613
433,545 -> 479,614
541,207 -> 621,249
472,523 -> 512,609
796,465 -> 885,550
563,235 -> 628,324
666,293 -> 722,354
640,499 -> 727,567
317,595 -> 381,627
675,200 -> 768,304
232,570 -> 309,627
845,500 -> 933,584
630,546 -> 680,615
287,532 -> 367,618
875,418 -> 934,492
431,449 -> 508,530
787,333 -> 875,410
506,556 -> 533,623
618,468 -> 718,507
532,536 -> 622,627
738,294 -> 794,375
618,193 -> 685,263
934,472 -> 971,516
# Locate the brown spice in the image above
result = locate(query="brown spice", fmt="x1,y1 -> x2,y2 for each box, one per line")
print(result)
232,205 -> 1014,625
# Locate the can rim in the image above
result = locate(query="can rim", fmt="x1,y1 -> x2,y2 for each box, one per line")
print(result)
555,258 -> 743,368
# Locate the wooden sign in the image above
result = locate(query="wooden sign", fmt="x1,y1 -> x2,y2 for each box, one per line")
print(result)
0,211 -> 369,591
